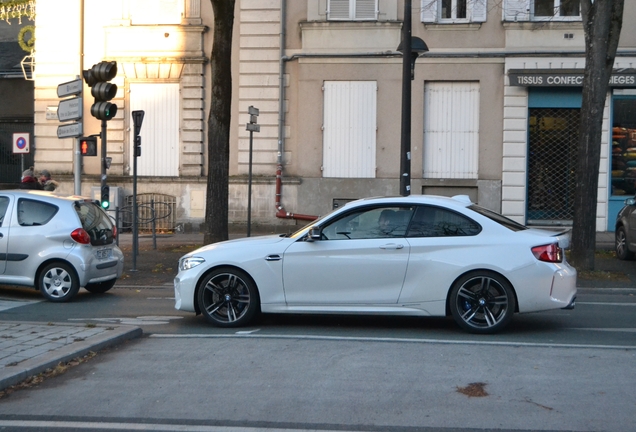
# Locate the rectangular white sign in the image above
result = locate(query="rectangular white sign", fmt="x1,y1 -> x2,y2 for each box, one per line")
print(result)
57,122 -> 83,139
58,97 -> 83,122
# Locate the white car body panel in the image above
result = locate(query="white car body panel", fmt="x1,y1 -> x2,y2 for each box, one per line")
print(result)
174,195 -> 577,330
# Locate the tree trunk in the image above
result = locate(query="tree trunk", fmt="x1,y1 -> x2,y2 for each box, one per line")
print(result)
204,0 -> 236,245
570,0 -> 624,271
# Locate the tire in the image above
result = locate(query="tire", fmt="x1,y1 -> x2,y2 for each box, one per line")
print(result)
197,267 -> 259,327
84,279 -> 117,294
38,262 -> 80,302
615,226 -> 635,260
449,271 -> 516,334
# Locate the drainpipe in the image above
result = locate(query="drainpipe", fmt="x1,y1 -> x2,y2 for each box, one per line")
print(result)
275,0 -> 318,222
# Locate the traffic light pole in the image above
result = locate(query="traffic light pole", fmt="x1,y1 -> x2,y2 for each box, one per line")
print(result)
100,119 -> 107,194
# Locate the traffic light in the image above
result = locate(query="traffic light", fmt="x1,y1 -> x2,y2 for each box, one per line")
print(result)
79,136 -> 97,156
100,185 -> 110,210
83,61 -> 118,121
134,135 -> 141,157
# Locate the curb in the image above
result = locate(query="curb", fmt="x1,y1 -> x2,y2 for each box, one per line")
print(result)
0,323 -> 142,391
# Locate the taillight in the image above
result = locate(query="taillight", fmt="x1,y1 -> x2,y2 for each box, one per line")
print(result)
531,243 -> 563,263
71,228 -> 91,245
112,225 -> 117,239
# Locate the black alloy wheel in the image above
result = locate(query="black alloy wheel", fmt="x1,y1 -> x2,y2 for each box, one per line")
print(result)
449,271 -> 515,334
197,267 -> 259,327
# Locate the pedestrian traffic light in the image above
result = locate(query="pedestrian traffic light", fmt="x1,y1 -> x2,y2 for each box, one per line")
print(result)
134,135 -> 141,157
83,61 -> 118,121
79,136 -> 97,156
100,185 -> 110,210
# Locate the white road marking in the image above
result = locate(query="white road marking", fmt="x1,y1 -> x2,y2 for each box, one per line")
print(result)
0,299 -> 41,311
0,420 -> 353,432
150,333 -> 636,350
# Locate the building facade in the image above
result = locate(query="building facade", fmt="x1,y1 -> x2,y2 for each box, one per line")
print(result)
31,0 -> 636,232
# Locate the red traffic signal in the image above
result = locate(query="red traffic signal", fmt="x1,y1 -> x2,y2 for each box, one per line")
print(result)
80,136 -> 97,156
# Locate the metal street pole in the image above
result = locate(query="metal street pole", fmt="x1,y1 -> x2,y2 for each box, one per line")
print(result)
399,0 -> 413,196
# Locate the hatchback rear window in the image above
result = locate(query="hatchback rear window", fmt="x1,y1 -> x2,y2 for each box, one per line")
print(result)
74,201 -> 115,246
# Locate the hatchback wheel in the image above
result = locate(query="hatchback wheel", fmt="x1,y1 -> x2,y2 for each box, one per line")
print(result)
197,268 -> 259,327
449,271 -> 515,334
615,226 -> 634,260
85,279 -> 117,294
38,262 -> 80,302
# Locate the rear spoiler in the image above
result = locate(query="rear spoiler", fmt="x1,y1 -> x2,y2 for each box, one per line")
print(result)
553,229 -> 571,249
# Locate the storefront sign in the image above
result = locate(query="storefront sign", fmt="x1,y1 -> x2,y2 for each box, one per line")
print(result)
509,69 -> 636,87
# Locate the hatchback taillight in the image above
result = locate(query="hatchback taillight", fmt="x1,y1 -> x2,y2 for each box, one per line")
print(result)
71,228 -> 91,245
112,224 -> 117,239
531,243 -> 562,263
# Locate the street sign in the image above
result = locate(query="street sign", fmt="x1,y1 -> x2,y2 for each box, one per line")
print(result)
57,78 -> 83,98
57,122 -> 83,139
57,97 -> 82,122
12,132 -> 30,154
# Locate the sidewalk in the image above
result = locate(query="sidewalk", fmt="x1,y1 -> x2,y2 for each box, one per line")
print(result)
0,229 -> 624,392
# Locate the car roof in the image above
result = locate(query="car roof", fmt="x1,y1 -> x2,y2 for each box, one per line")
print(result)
0,190 -> 92,204
345,194 -> 473,209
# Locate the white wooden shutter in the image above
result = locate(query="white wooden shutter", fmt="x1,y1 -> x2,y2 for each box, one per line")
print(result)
424,82 -> 479,179
470,0 -> 487,22
421,0 -> 438,22
129,83 -> 180,177
503,0 -> 530,21
355,0 -> 378,20
323,81 -> 377,178
328,0 -> 350,20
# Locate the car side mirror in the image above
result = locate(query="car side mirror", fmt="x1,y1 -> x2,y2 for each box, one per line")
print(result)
309,226 -> 322,241
626,198 -> 636,206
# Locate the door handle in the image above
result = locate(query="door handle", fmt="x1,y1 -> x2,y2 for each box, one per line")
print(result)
265,255 -> 281,261
380,243 -> 404,250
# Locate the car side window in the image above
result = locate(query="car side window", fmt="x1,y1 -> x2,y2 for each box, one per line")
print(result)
321,206 -> 414,240
0,196 -> 9,227
407,205 -> 481,237
17,198 -> 58,226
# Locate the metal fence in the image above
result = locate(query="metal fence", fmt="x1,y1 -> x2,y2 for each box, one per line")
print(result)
122,193 -> 176,233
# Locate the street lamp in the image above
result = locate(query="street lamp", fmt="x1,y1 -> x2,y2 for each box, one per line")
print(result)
398,0 -> 429,197
397,37 -> 429,81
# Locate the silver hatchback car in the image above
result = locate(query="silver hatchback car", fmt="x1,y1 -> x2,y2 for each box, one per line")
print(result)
0,190 -> 124,302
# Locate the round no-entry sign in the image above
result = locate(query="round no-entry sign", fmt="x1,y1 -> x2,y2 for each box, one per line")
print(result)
13,132 -> 30,154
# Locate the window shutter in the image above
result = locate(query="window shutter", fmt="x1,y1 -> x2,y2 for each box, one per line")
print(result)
355,0 -> 377,20
421,0 -> 437,23
503,0 -> 530,21
470,0 -> 487,22
329,0 -> 350,20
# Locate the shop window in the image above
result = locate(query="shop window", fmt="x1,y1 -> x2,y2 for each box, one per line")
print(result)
611,98 -> 636,197
422,0 -> 487,23
503,0 -> 580,21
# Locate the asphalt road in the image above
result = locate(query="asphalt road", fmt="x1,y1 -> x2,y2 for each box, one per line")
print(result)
1,233 -> 636,431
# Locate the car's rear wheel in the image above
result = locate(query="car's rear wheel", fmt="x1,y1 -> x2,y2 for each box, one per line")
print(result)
615,226 -> 634,260
38,262 -> 80,302
449,271 -> 515,334
84,279 -> 117,294
197,267 -> 259,327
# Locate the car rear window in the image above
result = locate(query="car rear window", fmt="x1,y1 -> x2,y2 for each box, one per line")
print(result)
74,201 -> 115,246
17,198 -> 59,226
468,204 -> 528,232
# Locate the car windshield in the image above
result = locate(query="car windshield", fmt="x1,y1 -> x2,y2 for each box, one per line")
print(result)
74,200 -> 116,246
468,204 -> 528,232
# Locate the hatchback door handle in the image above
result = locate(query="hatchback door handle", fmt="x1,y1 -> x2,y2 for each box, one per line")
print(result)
380,243 -> 404,250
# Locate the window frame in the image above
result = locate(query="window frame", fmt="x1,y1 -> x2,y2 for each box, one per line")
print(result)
531,0 -> 581,21
421,0 -> 487,24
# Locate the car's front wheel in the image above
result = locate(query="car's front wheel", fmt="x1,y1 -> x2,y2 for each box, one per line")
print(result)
38,262 -> 80,302
197,267 -> 259,327
84,279 -> 117,294
449,271 -> 515,334
615,226 -> 634,260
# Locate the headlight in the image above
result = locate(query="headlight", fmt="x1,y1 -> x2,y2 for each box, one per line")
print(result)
179,256 -> 205,271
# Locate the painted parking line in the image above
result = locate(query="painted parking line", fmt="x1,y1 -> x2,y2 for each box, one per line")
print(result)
0,299 -> 41,312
